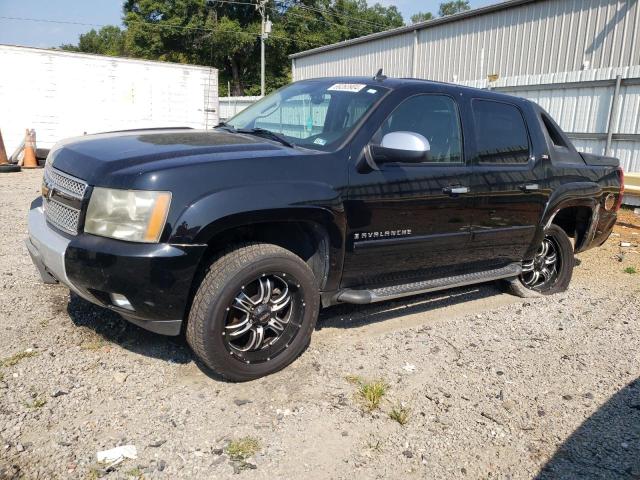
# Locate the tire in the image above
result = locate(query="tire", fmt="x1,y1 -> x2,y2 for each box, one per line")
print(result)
504,224 -> 574,298
0,164 -> 21,173
186,243 -> 319,382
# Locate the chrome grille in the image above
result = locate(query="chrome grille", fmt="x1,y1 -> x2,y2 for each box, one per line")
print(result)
43,166 -> 87,235
44,199 -> 81,235
44,166 -> 87,199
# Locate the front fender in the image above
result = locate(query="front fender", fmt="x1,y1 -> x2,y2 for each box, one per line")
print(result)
169,182 -> 347,289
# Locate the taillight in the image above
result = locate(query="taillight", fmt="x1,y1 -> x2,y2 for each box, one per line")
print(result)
615,167 -> 624,212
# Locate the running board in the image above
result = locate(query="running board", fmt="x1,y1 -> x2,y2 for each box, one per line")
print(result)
336,263 -> 522,304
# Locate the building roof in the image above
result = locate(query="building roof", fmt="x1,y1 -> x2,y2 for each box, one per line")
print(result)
290,0 -> 542,59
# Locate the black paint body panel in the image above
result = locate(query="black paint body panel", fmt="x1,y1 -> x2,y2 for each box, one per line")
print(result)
65,234 -> 206,322
44,77 -> 621,327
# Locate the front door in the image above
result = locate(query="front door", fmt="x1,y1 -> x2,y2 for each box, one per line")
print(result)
342,92 -> 474,288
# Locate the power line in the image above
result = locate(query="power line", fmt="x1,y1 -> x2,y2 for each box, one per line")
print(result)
272,0 -> 391,29
0,15 -> 324,48
209,0 -> 393,36
268,6 -> 378,36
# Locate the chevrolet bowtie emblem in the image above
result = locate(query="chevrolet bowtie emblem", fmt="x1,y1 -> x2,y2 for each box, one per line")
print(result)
41,182 -> 54,200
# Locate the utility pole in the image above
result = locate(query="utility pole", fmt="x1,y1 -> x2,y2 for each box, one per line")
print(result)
257,0 -> 271,97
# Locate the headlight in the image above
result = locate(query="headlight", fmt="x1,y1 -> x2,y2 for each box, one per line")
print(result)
84,188 -> 172,243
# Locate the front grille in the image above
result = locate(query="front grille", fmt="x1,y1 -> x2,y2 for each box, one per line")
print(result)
44,166 -> 87,199
43,166 -> 88,235
45,199 -> 81,235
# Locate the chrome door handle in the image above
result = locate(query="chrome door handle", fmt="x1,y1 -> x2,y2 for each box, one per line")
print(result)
443,186 -> 469,195
519,184 -> 540,191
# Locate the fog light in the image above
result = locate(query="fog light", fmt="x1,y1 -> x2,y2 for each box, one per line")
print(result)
110,293 -> 134,311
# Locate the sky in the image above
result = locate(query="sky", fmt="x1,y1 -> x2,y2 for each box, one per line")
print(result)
0,0 -> 499,49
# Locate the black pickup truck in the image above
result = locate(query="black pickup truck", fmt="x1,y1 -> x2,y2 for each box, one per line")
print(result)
27,75 -> 623,381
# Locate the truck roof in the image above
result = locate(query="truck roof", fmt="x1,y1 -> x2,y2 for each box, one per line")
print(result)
298,76 -> 532,107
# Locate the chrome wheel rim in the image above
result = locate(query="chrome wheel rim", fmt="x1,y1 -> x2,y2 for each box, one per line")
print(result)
223,273 -> 304,363
521,236 -> 560,290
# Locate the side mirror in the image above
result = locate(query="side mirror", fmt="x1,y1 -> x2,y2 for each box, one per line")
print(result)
369,131 -> 431,165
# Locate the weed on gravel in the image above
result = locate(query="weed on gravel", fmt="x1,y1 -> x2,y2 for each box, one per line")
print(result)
226,437 -> 261,461
347,376 -> 388,411
389,405 -> 410,426
81,338 -> 108,351
125,467 -> 144,478
1,349 -> 37,367
624,266 -> 637,274
24,397 -> 46,409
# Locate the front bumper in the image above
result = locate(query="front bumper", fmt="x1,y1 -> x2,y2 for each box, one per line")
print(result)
26,197 -> 206,336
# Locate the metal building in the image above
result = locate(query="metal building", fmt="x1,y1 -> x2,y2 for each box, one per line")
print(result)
290,0 -> 640,181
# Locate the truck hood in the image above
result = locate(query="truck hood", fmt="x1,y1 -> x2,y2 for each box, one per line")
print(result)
49,128 -> 297,184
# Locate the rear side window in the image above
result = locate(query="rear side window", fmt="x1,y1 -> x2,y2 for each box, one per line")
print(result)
472,100 -> 530,164
541,113 -> 569,148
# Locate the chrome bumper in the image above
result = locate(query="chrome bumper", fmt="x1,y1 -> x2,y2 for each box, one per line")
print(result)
26,200 -> 184,336
25,202 -> 89,302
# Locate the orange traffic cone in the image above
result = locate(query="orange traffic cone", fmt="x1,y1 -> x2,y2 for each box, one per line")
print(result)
0,129 -> 21,173
0,129 -> 8,165
22,128 -> 38,169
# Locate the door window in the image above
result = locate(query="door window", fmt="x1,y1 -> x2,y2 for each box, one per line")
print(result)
375,94 -> 463,164
472,100 -> 530,164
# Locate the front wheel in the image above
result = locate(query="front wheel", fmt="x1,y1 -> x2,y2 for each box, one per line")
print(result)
186,243 -> 319,382
504,224 -> 574,298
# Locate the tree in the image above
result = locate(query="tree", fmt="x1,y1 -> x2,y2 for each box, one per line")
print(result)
410,11 -> 433,24
60,26 -> 126,56
438,0 -> 470,17
60,0 -> 405,95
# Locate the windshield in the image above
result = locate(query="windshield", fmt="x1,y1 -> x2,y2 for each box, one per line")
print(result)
225,80 -> 389,151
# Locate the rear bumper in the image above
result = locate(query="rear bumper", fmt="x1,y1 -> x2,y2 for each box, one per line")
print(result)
26,198 -> 206,336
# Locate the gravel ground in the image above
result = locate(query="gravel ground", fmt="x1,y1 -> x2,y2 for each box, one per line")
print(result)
1,169 -> 639,480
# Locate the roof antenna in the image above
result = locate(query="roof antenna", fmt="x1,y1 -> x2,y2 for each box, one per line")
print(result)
373,68 -> 387,81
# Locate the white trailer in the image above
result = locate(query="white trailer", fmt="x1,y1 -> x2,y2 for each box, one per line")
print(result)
0,44 -> 218,154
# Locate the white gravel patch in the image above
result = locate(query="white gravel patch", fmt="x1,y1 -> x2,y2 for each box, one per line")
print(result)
1,170 -> 639,479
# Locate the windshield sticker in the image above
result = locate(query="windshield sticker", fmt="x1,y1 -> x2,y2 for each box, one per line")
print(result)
366,88 -> 378,94
313,138 -> 327,146
328,83 -> 366,93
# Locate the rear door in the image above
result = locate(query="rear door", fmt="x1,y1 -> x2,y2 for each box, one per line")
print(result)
467,98 -> 547,266
341,90 -> 475,288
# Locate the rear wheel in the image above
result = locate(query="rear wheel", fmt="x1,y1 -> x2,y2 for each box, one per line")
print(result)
186,243 -> 319,381
505,224 -> 574,297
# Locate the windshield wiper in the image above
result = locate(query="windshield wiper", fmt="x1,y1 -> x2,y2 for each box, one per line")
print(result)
237,128 -> 295,148
215,121 -> 237,133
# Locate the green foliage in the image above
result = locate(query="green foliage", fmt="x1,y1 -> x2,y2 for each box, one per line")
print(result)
438,0 -> 471,17
60,26 -> 126,56
411,11 -> 433,24
348,376 -> 388,411
389,405 -> 410,425
1,349 -> 38,367
60,0 -> 405,95
226,437 -> 261,460
24,397 -> 47,409
624,266 -> 637,274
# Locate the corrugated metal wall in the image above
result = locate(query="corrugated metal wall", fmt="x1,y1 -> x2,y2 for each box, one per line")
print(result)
290,0 -> 640,176
294,33 -> 414,79
219,96 -> 263,120
293,0 -> 640,82
463,65 -> 640,172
